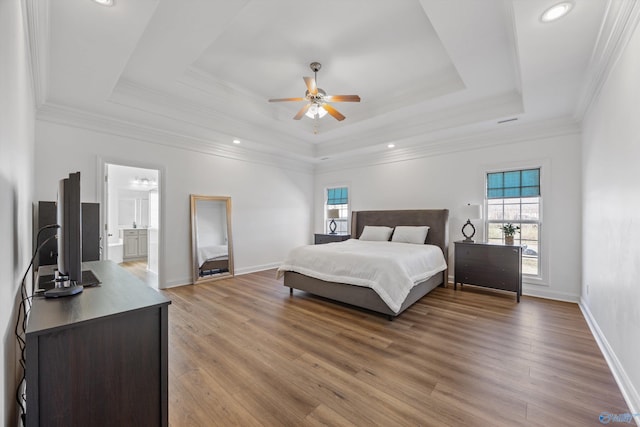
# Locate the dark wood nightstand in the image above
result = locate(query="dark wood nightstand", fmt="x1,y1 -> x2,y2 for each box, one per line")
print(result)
314,233 -> 351,244
454,241 -> 522,302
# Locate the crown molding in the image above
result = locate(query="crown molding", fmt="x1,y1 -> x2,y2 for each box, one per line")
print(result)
575,0 -> 640,120
502,0 -> 522,96
315,90 -> 524,158
22,0 -> 49,108
36,102 -> 314,174
314,116 -> 580,174
110,77 -> 314,158
179,65 -> 270,109
35,102 -> 580,178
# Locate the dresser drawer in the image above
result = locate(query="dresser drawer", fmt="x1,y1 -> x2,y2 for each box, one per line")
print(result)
456,269 -> 519,292
314,234 -> 350,244
457,244 -> 519,264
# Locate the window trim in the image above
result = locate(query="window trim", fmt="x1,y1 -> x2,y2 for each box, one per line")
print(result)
324,185 -> 350,235
483,160 -> 549,286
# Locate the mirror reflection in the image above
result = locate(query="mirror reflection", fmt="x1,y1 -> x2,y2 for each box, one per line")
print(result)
190,195 -> 233,284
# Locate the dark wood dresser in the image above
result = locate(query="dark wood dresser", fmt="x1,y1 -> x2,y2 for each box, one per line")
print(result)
26,260 -> 171,427
314,233 -> 351,244
454,241 -> 522,302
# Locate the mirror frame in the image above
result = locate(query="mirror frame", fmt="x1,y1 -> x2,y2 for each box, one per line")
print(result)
190,195 -> 234,284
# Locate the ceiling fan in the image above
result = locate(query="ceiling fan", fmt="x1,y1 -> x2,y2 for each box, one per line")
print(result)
269,62 -> 360,121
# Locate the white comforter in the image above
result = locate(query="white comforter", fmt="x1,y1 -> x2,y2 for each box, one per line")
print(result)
197,244 -> 228,266
276,239 -> 447,313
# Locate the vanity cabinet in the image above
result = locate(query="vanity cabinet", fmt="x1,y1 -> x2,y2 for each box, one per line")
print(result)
121,229 -> 148,261
138,230 -> 148,256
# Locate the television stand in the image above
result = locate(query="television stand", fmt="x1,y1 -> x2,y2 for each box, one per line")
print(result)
26,260 -> 171,426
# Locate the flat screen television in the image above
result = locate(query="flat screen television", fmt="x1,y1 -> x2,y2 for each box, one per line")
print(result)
44,172 -> 84,297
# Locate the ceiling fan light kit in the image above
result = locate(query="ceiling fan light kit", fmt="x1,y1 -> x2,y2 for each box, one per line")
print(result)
269,62 -> 360,122
306,104 -> 328,119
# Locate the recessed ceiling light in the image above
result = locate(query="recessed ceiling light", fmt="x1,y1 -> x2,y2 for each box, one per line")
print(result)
93,0 -> 114,6
233,139 -> 241,144
387,143 -> 395,148
540,2 -> 574,23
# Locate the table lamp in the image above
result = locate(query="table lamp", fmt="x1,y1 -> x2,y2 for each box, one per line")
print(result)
327,209 -> 340,234
458,204 -> 482,243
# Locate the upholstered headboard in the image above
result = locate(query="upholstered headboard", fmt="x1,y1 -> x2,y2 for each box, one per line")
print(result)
351,209 -> 449,262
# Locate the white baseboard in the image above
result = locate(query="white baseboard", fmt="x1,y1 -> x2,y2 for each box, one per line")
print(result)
446,274 -> 580,303
160,263 -> 281,289
235,262 -> 280,276
580,298 -> 640,426
522,286 -> 580,303
162,279 -> 190,289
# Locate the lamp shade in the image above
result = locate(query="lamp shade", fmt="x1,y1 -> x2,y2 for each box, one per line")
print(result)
327,209 -> 340,219
458,204 -> 482,220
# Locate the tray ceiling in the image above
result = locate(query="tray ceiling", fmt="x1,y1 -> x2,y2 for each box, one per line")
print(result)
39,0 -> 610,164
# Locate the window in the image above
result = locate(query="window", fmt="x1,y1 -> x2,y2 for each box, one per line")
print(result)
486,168 -> 541,277
325,186 -> 349,234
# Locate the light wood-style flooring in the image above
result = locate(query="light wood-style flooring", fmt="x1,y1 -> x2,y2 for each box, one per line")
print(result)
119,260 -> 158,288
163,270 -> 629,426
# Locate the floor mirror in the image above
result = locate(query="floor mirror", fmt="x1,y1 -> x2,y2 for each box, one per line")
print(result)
190,195 -> 233,284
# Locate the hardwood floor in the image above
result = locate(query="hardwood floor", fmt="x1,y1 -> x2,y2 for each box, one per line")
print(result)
163,271 -> 629,426
119,260 -> 158,288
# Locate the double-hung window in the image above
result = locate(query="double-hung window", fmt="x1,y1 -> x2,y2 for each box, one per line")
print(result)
325,186 -> 349,234
486,168 -> 541,277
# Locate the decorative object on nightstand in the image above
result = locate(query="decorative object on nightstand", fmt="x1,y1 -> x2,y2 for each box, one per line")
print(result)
327,209 -> 340,234
457,204 -> 482,243
500,223 -> 520,245
454,241 -> 522,302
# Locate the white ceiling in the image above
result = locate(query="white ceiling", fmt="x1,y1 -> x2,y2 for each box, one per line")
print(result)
40,0 -> 612,165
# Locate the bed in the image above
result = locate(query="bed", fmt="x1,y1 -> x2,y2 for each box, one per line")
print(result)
278,209 -> 449,319
197,244 -> 229,276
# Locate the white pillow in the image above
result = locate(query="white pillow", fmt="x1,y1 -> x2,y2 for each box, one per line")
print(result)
359,225 -> 394,241
391,226 -> 430,244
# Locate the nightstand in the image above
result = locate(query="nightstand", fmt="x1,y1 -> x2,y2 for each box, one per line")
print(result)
314,233 -> 350,244
454,241 -> 522,302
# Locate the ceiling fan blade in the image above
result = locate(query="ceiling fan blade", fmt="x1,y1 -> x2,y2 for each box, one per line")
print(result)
303,76 -> 317,95
322,104 -> 345,121
324,95 -> 361,102
268,97 -> 305,102
293,103 -> 311,120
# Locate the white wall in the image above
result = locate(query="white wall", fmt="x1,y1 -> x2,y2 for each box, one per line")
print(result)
34,121 -> 314,287
0,1 -> 35,424
581,17 -> 640,417
315,132 -> 582,301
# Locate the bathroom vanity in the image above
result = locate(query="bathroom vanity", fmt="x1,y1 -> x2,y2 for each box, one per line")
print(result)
121,228 -> 148,261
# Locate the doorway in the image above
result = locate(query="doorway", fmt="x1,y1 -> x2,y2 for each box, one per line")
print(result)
103,163 -> 160,288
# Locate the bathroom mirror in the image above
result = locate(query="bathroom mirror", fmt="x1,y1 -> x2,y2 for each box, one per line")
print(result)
190,195 -> 234,284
